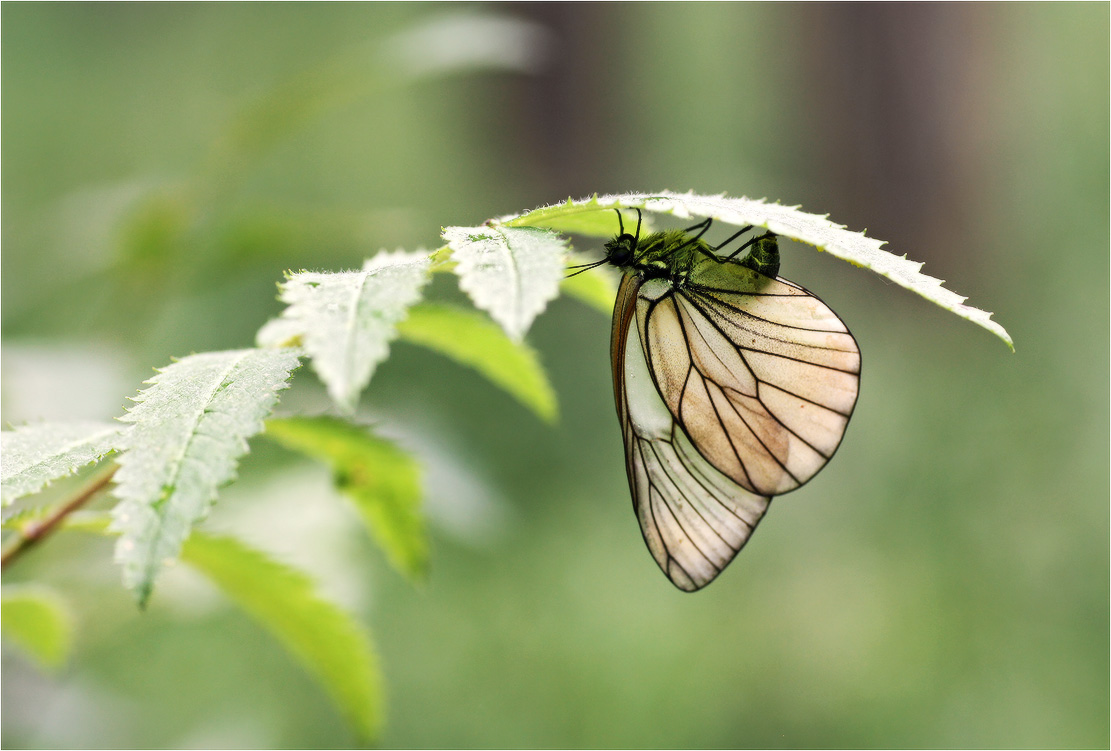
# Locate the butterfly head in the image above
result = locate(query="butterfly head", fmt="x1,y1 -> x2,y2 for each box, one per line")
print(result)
603,208 -> 643,270
603,233 -> 638,269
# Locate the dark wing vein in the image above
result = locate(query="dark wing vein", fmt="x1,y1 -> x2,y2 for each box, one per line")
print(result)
651,436 -> 737,551
641,436 -> 719,570
711,378 -> 804,484
673,429 -> 758,526
669,286 -> 816,489
667,290 -> 759,491
635,272 -> 860,497
724,378 -> 853,419
687,287 -> 861,365
720,384 -> 838,456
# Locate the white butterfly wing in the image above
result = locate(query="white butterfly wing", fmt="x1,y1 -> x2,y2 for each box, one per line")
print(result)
639,259 -> 860,497
612,274 -> 771,591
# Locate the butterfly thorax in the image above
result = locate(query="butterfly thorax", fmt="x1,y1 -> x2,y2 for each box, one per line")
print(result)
604,229 -> 710,284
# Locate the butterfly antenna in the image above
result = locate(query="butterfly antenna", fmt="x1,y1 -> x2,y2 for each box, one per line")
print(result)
564,258 -> 607,278
565,258 -> 604,270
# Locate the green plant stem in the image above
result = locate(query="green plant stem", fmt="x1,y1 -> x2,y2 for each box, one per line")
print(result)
1,466 -> 118,571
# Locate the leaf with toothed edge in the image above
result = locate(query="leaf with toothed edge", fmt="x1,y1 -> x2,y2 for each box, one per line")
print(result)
109,348 -> 301,606
443,225 -> 567,342
1,421 -> 121,506
502,191 -> 1013,350
257,250 -> 431,413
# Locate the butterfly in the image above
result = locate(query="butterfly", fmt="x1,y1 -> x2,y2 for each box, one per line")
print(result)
572,209 -> 861,591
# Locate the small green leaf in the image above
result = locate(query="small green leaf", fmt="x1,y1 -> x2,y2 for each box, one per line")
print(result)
257,251 -> 431,413
397,302 -> 558,423
443,225 -> 567,342
111,348 -> 302,606
181,532 -> 383,742
504,197 -> 627,237
502,191 -> 1014,350
264,417 -> 426,581
560,262 -> 618,317
1,585 -> 74,669
1,421 -> 121,506
501,194 -> 609,230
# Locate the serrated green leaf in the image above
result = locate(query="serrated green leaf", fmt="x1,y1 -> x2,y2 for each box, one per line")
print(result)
500,194 -> 607,229
443,225 -> 567,342
515,200 -> 621,236
257,251 -> 431,413
504,191 -> 1013,350
1,421 -> 121,506
110,348 -> 301,606
560,262 -> 618,317
181,532 -> 382,742
264,417 -> 425,581
397,302 -> 558,423
1,585 -> 74,669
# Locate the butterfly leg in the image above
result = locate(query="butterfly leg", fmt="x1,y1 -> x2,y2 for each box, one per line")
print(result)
689,223 -> 758,264
696,224 -> 781,277
711,225 -> 756,254
681,216 -> 713,235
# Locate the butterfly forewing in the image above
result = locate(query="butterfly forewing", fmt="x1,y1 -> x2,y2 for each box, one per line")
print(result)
639,259 -> 860,497
613,274 -> 771,591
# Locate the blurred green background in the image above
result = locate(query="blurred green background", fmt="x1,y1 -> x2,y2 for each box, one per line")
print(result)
2,3 -> 1107,748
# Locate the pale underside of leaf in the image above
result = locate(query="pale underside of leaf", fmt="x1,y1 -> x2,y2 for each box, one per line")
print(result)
443,225 -> 567,342
1,421 -> 121,505
181,531 -> 382,742
505,191 -> 1013,350
257,250 -> 431,413
110,348 -> 301,605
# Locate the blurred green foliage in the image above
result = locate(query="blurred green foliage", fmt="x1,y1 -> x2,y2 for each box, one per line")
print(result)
2,3 -> 1107,748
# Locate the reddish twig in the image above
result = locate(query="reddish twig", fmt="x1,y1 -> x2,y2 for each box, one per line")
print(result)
1,466 -> 118,570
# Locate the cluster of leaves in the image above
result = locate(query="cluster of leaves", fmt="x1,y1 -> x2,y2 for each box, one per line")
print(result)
1,190 -> 1012,742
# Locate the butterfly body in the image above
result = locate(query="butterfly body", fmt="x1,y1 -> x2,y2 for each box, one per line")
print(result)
602,212 -> 860,591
